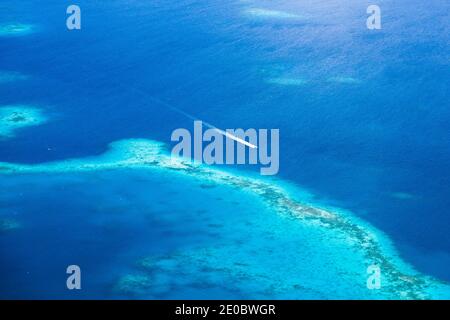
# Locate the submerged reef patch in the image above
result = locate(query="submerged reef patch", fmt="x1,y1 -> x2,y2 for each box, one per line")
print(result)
243,8 -> 305,20
115,268 -> 173,298
114,274 -> 152,296
390,192 -> 416,200
0,218 -> 21,232
0,105 -> 48,138
266,77 -> 308,86
0,139 -> 449,299
0,71 -> 29,84
0,23 -> 35,36
327,76 -> 362,84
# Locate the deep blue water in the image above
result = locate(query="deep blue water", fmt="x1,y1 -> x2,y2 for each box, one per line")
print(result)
0,0 -> 449,298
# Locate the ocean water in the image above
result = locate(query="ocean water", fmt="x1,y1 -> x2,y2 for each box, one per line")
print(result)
0,0 -> 449,299
0,167 -> 385,299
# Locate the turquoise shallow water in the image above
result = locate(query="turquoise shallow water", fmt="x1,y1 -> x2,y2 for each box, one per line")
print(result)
0,139 -> 449,299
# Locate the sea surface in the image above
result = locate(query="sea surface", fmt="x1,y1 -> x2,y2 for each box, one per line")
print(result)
0,0 -> 449,299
